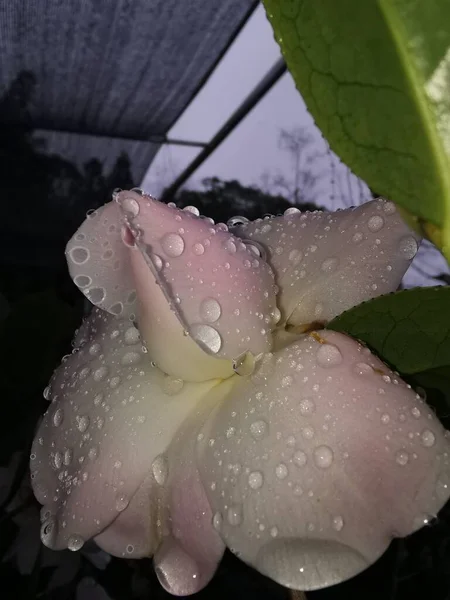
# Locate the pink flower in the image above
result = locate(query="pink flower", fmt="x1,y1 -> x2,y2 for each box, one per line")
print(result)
31,190 -> 450,596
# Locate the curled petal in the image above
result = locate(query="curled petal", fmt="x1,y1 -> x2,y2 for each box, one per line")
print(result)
66,202 -> 137,319
31,308 -> 217,553
233,199 -> 420,328
195,330 -> 450,591
116,191 -> 278,363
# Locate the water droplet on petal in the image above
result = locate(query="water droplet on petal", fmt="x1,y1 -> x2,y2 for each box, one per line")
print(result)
284,207 -> 301,216
281,375 -> 293,388
398,235 -> 418,259
227,504 -> 242,526
227,216 -> 249,227
275,463 -> 288,479
288,249 -> 303,268
381,413 -> 390,424
193,242 -> 205,255
354,362 -> 372,376
121,197 -> 140,217
313,445 -> 334,468
293,450 -> 307,467
250,420 -> 268,440
115,493 -> 130,512
41,517 -> 57,547
76,415 -> 90,433
299,398 -> 315,415
53,408 -> 64,427
332,516 -> 344,531
321,257 -> 338,272
421,429 -> 436,447
68,534 -> 84,551
233,351 -> 256,376
396,450 -> 409,466
368,215 -> 384,232
161,232 -> 185,257
183,205 -> 200,216
152,454 -> 168,486
124,327 -> 140,345
213,512 -> 223,531
162,375 -> 184,395
191,324 -> 222,354
248,471 -> 264,489
199,298 -> 222,323
352,232 -> 364,244
316,344 -> 342,368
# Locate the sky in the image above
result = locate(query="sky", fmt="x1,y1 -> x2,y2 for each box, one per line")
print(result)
142,3 -> 449,287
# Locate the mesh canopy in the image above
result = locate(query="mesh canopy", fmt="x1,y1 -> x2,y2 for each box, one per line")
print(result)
0,0 -> 257,182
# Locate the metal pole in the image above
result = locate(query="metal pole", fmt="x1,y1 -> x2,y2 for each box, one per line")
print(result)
161,57 -> 287,201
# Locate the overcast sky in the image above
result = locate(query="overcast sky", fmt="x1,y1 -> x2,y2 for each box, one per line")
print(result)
142,3 -> 448,287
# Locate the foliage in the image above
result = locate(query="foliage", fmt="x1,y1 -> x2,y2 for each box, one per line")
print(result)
173,176 -> 323,222
263,0 -> 450,261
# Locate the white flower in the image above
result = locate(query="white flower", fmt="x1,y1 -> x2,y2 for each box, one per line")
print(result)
31,190 -> 450,596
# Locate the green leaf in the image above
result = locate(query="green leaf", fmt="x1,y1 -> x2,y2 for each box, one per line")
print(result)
263,0 -> 450,259
327,286 -> 450,374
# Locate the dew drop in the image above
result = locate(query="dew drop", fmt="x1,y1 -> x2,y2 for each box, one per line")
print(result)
421,429 -> 436,448
86,287 -> 106,304
162,375 -> 184,395
121,351 -> 141,366
368,215 -> 384,232
76,415 -> 90,433
281,375 -> 293,388
227,504 -> 242,526
321,257 -> 338,272
227,216 -> 249,227
354,362 -> 372,376
233,351 -> 256,376
161,232 -> 185,257
299,398 -> 315,415
275,463 -> 288,480
191,324 -> 222,354
41,517 -> 57,547
94,366 -> 109,381
53,408 -> 64,427
289,248 -> 303,266
293,450 -> 307,467
68,534 -> 84,551
316,344 -> 342,368
381,413 -> 390,424
124,327 -> 140,345
152,454 -> 168,485
115,493 -> 130,512
313,445 -> 334,469
398,235 -> 418,259
250,420 -> 268,440
200,298 -> 222,323
411,407 -> 421,419
352,232 -> 364,244
248,471 -> 264,489
396,450 -> 409,466
70,247 -> 90,265
193,242 -> 205,255
332,516 -> 344,531
89,342 -> 101,356
285,207 -> 301,216
43,386 -> 51,400
52,451 -> 62,470
63,449 -> 73,466
120,197 -> 140,217
183,205 -> 200,216
213,512 -> 223,531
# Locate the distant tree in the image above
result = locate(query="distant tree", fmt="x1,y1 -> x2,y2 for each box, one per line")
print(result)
172,176 -> 323,224
260,127 -> 329,206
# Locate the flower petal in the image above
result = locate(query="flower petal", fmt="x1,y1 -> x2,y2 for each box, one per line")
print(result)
116,191 -> 279,362
66,201 -> 137,318
31,307 -> 217,552
195,330 -> 450,591
233,199 -> 420,328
